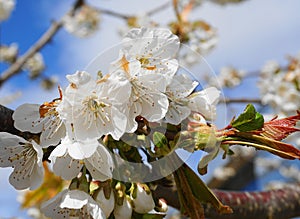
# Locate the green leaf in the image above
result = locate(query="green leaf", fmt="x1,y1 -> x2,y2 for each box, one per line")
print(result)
181,163 -> 233,214
153,132 -> 168,148
231,104 -> 264,131
170,153 -> 232,217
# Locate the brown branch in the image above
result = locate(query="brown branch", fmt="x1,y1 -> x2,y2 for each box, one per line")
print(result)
96,8 -> 131,20
0,21 -> 63,87
146,1 -> 171,16
0,0 -> 88,87
221,98 -> 262,104
207,152 -> 255,190
154,184 -> 300,219
0,105 -> 38,140
97,1 -> 172,20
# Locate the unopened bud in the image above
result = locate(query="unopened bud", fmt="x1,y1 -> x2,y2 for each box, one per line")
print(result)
130,183 -> 155,214
95,188 -> 115,218
114,196 -> 133,219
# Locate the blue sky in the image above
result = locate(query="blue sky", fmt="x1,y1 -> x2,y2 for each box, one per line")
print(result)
1,0 -> 300,218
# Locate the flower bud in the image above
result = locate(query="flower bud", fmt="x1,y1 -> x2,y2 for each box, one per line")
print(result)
95,188 -> 115,218
130,183 -> 155,214
114,196 -> 133,219
155,198 -> 168,213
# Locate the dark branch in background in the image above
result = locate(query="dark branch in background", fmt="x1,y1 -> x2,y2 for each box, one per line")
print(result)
146,1 -> 171,16
97,1 -> 172,20
96,8 -> 131,20
154,183 -> 300,219
0,105 -> 38,140
207,152 -> 255,190
1,104 -> 300,219
221,98 -> 262,104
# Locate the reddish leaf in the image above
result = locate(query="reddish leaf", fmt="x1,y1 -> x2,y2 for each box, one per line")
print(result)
262,111 -> 300,141
235,132 -> 300,160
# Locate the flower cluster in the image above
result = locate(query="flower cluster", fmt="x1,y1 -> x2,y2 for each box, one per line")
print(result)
209,66 -> 245,88
24,53 -> 46,79
63,4 -> 100,38
0,27 -> 220,218
0,0 -> 15,22
258,54 -> 300,115
0,43 -> 18,63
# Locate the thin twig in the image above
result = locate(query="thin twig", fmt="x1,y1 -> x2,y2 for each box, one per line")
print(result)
147,1 -> 171,16
221,98 -> 262,104
97,8 -> 131,20
0,21 -> 63,87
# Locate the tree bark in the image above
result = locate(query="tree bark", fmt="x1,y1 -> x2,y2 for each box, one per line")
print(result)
154,183 -> 300,219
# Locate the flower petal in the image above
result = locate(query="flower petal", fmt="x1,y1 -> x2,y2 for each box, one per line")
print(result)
85,144 -> 113,181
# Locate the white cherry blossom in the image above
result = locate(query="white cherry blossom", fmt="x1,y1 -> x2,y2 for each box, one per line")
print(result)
0,132 -> 44,190
121,27 -> 179,81
63,4 -> 100,38
165,74 -> 199,125
41,189 -> 106,219
24,53 -> 45,78
13,93 -> 66,147
0,43 -> 18,63
110,57 -> 169,132
118,12 -> 158,37
209,66 -> 245,88
58,70 -> 130,141
188,87 -> 220,120
50,134 -> 113,181
0,0 -> 15,22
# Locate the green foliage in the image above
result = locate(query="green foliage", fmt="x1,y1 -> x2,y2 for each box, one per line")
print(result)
231,104 -> 264,131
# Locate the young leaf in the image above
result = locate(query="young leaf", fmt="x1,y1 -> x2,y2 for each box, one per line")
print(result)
262,111 -> 300,140
153,132 -> 168,148
170,154 -> 232,217
231,104 -> 264,131
181,163 -> 233,214
235,132 -> 300,160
